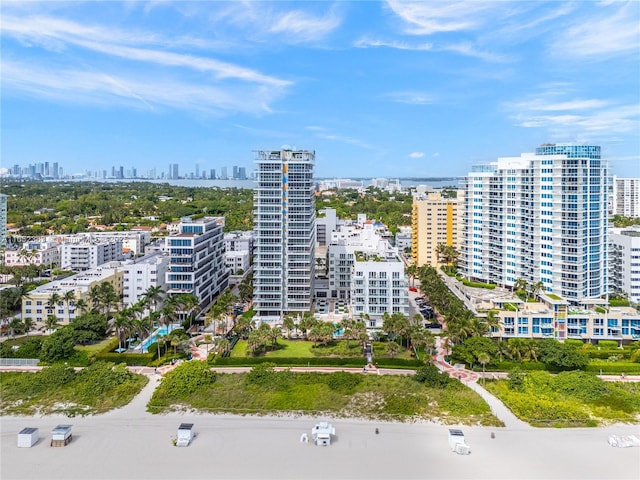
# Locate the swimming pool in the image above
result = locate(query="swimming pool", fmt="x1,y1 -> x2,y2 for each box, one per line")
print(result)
138,324 -> 180,353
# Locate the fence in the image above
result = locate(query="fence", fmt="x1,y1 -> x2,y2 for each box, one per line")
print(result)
0,358 -> 40,366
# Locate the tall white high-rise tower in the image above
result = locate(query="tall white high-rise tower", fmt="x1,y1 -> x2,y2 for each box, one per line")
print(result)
461,144 -> 608,303
253,149 -> 316,321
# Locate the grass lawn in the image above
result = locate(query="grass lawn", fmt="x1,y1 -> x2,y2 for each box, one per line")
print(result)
149,365 -> 501,426
484,370 -> 640,427
230,339 -> 414,360
75,337 -> 116,355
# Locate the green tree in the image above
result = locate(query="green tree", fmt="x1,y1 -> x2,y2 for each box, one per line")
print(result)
41,327 -> 76,362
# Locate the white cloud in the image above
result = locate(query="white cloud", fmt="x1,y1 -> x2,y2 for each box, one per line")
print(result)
354,37 -> 433,51
269,8 -> 342,42
386,91 -> 435,105
409,152 -> 424,158
550,2 -> 640,58
505,91 -> 639,137
1,60 -> 282,115
305,126 -> 373,149
385,0 -> 495,36
2,15 -> 289,87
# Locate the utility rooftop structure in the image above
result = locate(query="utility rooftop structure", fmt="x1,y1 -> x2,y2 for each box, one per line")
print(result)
253,149 -> 316,322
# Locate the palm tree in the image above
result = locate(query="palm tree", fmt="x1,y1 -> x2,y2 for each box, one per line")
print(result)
44,314 -> 60,332
73,298 -> 89,315
477,352 -> 490,386
62,291 -> 76,320
282,314 -> 295,339
142,286 -> 165,314
513,278 -> 528,298
46,293 -> 62,320
530,281 -> 545,301
386,341 -> 400,358
23,317 -> 35,335
113,310 -> 133,352
406,264 -> 419,287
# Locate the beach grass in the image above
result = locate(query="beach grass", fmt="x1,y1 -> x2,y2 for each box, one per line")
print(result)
148,364 -> 501,425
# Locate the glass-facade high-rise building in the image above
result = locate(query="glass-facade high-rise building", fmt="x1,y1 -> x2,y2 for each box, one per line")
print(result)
461,144 -> 608,302
253,149 -> 316,321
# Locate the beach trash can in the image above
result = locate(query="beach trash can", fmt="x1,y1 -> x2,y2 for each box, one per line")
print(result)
17,428 -> 39,448
177,423 -> 194,447
51,425 -> 72,447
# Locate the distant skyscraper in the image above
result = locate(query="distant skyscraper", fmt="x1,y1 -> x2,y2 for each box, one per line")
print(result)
170,164 -> 179,179
461,144 -> 608,302
195,163 -> 200,178
233,165 -> 239,179
0,193 -> 7,247
220,167 -> 228,180
210,169 -> 216,180
253,149 -> 316,321
238,167 -> 247,180
52,162 -> 59,179
613,177 -> 640,218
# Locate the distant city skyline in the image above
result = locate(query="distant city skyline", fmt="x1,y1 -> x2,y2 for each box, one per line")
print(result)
2,2 -> 639,178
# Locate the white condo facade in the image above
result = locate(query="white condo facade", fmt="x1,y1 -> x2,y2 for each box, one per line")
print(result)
0,193 -> 7,247
165,216 -> 228,311
122,252 -> 170,308
461,144 -> 609,303
609,226 -> 640,304
613,177 -> 640,218
60,239 -> 124,271
253,149 -> 316,321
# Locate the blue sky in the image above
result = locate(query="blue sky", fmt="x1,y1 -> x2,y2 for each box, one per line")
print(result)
2,1 -> 639,178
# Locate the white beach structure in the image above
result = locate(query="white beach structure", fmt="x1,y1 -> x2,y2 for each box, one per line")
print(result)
311,421 -> 335,446
17,428 -> 39,448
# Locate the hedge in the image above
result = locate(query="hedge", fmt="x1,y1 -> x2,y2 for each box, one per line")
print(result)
462,279 -> 496,290
94,352 -> 156,366
597,340 -> 620,349
583,350 -> 631,360
585,362 -> 640,375
209,356 -> 424,368
487,361 -> 548,371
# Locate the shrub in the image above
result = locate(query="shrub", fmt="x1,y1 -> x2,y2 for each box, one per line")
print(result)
40,327 -> 76,362
597,340 -> 619,349
508,368 -> 526,391
413,364 -> 450,388
325,371 -> 362,393
94,352 -> 156,366
160,361 -> 217,399
552,371 -> 609,401
75,362 -> 132,399
15,337 -> 44,358
38,363 -> 77,388
209,356 -> 422,368
564,339 -> 584,347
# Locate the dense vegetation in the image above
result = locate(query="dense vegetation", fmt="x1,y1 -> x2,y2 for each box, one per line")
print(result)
148,362 -> 500,425
1,180 -> 254,234
0,361 -> 148,416
485,370 -> 640,427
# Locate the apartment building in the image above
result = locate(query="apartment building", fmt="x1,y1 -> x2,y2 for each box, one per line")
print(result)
609,226 -> 640,304
461,144 -> 608,303
122,252 -> 170,308
412,191 -> 463,267
325,220 -> 408,325
4,241 -> 60,268
59,239 -> 124,271
253,149 -> 316,321
224,231 -> 254,254
22,262 -> 124,326
487,293 -> 639,345
0,193 -> 6,247
613,177 -> 640,218
165,216 -> 228,311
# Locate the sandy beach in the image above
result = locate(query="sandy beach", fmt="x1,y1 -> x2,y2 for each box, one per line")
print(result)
2,376 -> 640,480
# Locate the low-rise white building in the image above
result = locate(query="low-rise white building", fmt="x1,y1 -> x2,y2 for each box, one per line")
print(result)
4,241 -> 60,268
610,226 -> 640,304
224,250 -> 250,275
59,239 -> 123,271
224,231 -> 254,253
326,219 -> 408,327
122,252 -> 170,308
